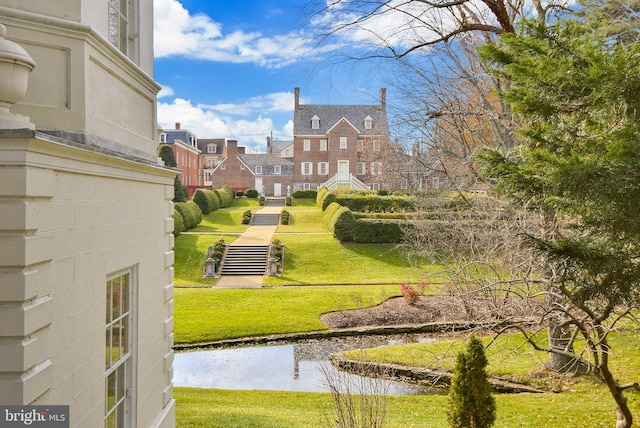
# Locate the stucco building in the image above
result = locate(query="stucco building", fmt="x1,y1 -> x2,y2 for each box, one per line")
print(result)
0,2 -> 175,427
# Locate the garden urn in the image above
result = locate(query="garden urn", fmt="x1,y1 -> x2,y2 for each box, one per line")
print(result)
0,23 -> 36,130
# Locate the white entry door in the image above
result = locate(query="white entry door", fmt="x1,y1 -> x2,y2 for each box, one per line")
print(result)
274,183 -> 282,196
337,160 -> 349,181
255,177 -> 263,195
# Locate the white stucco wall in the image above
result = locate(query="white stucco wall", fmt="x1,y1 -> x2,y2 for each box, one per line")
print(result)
0,132 -> 176,427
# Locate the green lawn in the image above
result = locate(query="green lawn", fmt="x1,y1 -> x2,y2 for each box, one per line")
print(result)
277,199 -> 328,233
191,198 -> 260,233
173,285 -> 401,344
175,383 -> 638,427
173,234 -> 240,286
263,234 -> 443,286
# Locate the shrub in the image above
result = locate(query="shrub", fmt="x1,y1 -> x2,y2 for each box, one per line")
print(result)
174,201 -> 202,230
281,210 -> 290,225
352,219 -> 407,243
173,176 -> 186,203
316,187 -> 328,207
245,188 -> 259,198
172,210 -> 185,235
236,190 -> 245,197
447,336 -> 496,428
378,189 -> 389,196
331,206 -> 356,242
321,192 -> 337,211
158,145 -> 177,167
192,189 -> 212,214
242,210 -> 252,224
221,185 -> 236,205
206,189 -> 220,211
285,196 -> 293,206
186,200 -> 202,227
292,190 -> 317,199
323,202 -> 343,229
400,283 -> 420,305
335,194 -> 416,213
259,196 -> 265,206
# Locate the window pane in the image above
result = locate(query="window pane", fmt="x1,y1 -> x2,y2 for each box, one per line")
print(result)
105,328 -> 112,368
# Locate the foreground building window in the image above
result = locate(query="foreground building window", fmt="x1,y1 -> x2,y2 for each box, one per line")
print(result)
105,271 -> 136,427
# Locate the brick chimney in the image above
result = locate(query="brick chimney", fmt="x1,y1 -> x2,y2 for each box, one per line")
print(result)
379,88 -> 386,111
294,87 -> 300,110
175,122 -> 180,130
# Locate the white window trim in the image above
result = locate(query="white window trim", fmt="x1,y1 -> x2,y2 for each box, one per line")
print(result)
357,162 -> 365,176
373,140 -> 380,151
274,165 -> 281,175
303,139 -> 311,151
105,268 -> 138,428
304,183 -> 311,190
340,137 -> 347,149
364,115 -> 373,130
357,140 -> 363,152
318,162 -> 329,175
255,166 -> 263,175
311,115 -> 320,130
301,162 -> 313,175
320,139 -> 327,151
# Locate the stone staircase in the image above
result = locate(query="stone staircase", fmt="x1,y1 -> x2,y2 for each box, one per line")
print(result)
264,198 -> 286,207
219,245 -> 269,276
250,213 -> 280,225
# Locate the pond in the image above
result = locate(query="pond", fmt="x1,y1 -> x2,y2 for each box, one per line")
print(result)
174,334 -> 437,395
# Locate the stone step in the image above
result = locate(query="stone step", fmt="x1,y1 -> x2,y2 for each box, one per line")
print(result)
250,214 -> 280,225
220,245 -> 269,276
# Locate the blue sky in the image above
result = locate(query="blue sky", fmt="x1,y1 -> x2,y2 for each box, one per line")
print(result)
153,0 -> 396,152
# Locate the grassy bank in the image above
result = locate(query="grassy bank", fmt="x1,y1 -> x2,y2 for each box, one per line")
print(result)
174,285 -> 401,344
175,384 -> 635,427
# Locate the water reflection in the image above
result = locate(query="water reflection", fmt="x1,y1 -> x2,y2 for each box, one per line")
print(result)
174,334 -> 435,395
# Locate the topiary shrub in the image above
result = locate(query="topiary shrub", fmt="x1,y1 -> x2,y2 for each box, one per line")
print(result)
222,184 -> 236,203
292,190 -> 317,199
242,210 -> 252,224
285,196 -> 293,206
281,210 -> 290,225
321,191 -> 337,211
259,196 -> 265,206
236,190 -> 245,197
323,202 -> 343,229
192,189 -> 212,214
316,186 -> 328,207
447,335 -> 496,428
331,206 -> 356,242
352,219 -> 407,243
186,200 -> 202,228
245,188 -> 259,198
206,189 -> 220,211
172,209 -> 185,235
174,201 -> 202,230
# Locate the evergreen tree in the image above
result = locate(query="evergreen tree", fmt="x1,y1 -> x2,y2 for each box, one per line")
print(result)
447,336 -> 496,428
479,14 -> 640,428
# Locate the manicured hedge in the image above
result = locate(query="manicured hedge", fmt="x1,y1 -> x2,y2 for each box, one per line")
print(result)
292,190 -> 317,199
331,206 -> 356,242
316,187 -> 329,207
281,210 -> 290,225
174,201 -> 202,230
323,202 -> 343,228
335,194 -> 416,212
173,210 -> 185,235
242,210 -> 252,224
352,219 -> 408,243
220,185 -> 235,207
192,189 -> 213,214
245,188 -> 259,198
321,192 -> 337,211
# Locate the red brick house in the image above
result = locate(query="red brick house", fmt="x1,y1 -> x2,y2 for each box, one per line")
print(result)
292,87 -> 389,191
159,123 -> 202,196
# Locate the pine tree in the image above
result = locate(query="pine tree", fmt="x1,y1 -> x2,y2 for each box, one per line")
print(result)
447,336 -> 496,428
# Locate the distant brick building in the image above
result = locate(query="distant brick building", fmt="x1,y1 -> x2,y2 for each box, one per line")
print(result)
162,87 -> 390,196
159,123 -> 202,196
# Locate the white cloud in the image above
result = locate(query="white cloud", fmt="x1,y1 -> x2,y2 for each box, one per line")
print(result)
157,85 -> 174,98
197,91 -> 295,116
153,0 -> 311,68
157,97 -> 293,152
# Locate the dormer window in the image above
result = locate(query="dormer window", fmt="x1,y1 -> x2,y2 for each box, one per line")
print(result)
160,133 -> 167,143
364,115 -> 373,130
311,115 -> 320,130
207,144 -> 217,153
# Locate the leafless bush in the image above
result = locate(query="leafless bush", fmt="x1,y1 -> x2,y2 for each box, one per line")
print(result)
320,356 -> 391,428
